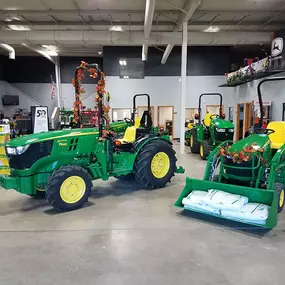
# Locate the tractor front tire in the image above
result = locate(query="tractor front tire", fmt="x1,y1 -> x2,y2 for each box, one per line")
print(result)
189,129 -> 200,154
46,165 -> 92,212
134,140 -> 176,189
200,140 -> 211,160
275,182 -> 285,213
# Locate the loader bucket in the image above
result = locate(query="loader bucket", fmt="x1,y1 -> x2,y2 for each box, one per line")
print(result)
175,178 -> 278,229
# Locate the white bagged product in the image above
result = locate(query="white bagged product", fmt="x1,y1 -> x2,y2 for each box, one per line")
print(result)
182,191 -> 220,215
221,203 -> 270,225
204,189 -> 249,211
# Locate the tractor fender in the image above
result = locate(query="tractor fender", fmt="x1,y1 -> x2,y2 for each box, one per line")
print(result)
134,136 -> 172,154
196,125 -> 204,142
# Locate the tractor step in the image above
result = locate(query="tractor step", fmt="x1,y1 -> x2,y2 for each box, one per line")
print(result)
175,178 -> 278,229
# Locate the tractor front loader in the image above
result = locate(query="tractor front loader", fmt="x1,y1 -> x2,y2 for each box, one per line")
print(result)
189,93 -> 234,160
0,63 -> 184,212
176,77 -> 285,229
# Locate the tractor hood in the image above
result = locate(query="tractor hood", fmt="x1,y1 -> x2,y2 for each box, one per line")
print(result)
229,134 -> 269,153
211,118 -> 234,129
6,128 -> 99,147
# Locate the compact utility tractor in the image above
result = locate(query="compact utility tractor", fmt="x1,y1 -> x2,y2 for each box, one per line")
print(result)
0,63 -> 184,212
184,120 -> 195,146
189,93 -> 234,160
176,77 -> 285,228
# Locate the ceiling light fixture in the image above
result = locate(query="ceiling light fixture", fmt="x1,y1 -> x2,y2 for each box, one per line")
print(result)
109,25 -> 123,32
123,76 -> 129,79
98,51 -> 103,55
8,25 -> 30,31
119,59 -> 127,66
204,26 -> 220,33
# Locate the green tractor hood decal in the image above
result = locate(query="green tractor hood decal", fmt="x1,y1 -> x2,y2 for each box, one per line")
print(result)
211,118 -> 234,129
6,128 -> 99,147
230,134 -> 269,153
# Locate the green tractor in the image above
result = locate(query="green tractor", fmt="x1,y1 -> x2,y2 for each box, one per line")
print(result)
189,93 -> 235,160
176,77 -> 285,228
0,64 -> 184,212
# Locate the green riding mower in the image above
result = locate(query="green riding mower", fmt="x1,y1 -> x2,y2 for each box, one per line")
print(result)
176,77 -> 285,229
189,93 -> 234,160
0,64 -> 184,212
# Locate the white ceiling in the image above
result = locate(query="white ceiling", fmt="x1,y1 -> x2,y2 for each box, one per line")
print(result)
0,0 -> 284,56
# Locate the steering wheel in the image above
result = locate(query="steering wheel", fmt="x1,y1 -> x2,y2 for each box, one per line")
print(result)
124,117 -> 133,124
254,128 -> 275,135
210,114 -> 219,119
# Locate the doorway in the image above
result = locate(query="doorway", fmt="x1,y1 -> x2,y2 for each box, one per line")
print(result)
236,103 -> 251,140
206,104 -> 224,115
157,106 -> 174,137
137,106 -> 154,124
112,108 -> 131,122
185,108 -> 198,122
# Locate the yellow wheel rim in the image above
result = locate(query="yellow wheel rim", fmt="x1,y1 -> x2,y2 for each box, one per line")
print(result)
151,152 -> 170,179
60,176 -> 86,204
190,135 -> 193,147
200,145 -> 204,157
280,189 -> 284,208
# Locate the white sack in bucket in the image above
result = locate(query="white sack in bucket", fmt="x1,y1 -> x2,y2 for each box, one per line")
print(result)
203,189 -> 249,211
182,191 -> 220,215
221,203 -> 270,225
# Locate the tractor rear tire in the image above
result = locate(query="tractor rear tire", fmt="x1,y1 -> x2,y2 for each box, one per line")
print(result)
189,129 -> 200,154
200,140 -> 211,160
46,165 -> 92,212
275,182 -> 285,213
134,140 -> 176,189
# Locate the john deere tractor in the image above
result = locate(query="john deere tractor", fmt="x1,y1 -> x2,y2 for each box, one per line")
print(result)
0,64 -> 184,212
176,77 -> 285,228
189,93 -> 234,160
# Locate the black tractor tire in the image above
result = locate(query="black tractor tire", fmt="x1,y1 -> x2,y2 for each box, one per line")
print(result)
275,182 -> 285,213
115,174 -> 134,181
200,140 -> 211,160
46,165 -> 92,212
134,140 -> 177,189
189,129 -> 200,154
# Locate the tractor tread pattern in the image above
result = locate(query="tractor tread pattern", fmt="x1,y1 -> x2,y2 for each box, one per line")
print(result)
46,165 -> 92,212
201,140 -> 211,160
134,140 -> 177,189
274,182 -> 285,213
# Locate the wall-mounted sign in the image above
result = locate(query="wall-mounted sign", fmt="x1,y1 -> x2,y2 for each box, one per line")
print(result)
272,37 -> 283,57
253,100 -> 271,106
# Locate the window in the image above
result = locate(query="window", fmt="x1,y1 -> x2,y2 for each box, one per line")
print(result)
112,108 -> 131,122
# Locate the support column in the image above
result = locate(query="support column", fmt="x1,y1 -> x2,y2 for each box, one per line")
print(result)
55,57 -> 62,108
180,21 -> 188,154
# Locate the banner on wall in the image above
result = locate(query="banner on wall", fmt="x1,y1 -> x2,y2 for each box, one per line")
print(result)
271,30 -> 285,71
31,106 -> 49,133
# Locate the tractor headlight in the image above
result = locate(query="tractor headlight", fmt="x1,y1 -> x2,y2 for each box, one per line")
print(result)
216,128 -> 226,133
6,145 -> 30,155
228,129 -> 234,133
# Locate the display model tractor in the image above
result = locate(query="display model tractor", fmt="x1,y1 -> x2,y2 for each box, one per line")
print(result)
0,64 -> 184,212
184,120 -> 195,146
176,77 -> 285,229
189,93 -> 234,160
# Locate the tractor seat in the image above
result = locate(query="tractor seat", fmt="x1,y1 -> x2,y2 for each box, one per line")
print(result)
118,126 -> 137,144
268,122 -> 285,149
203,113 -> 213,127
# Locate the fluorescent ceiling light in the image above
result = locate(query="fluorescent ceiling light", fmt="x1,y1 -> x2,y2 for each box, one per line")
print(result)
98,51 -> 102,55
9,25 -> 30,31
123,76 -> 129,79
204,26 -> 220,33
109,25 -> 123,32
119,60 -> 127,66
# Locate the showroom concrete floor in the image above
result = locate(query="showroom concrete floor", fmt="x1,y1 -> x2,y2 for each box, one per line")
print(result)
0,143 -> 285,285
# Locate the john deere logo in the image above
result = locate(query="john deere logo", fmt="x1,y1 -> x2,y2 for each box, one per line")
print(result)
272,37 -> 283,57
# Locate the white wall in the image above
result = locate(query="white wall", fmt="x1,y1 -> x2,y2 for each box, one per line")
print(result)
0,81 -> 58,118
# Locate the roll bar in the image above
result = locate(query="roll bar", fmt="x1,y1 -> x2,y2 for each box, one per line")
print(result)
197,93 -> 223,124
131,94 -> 151,122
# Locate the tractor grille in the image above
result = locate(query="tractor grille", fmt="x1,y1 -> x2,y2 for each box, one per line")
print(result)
7,141 -> 53,170
214,128 -> 234,142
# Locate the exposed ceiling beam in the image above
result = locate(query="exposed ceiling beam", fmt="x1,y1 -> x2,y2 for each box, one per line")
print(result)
0,9 -> 180,15
0,30 -> 271,45
142,0 -> 156,61
161,0 -> 201,64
